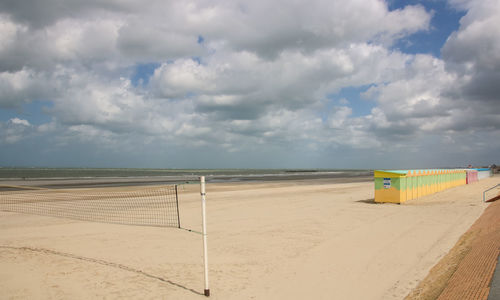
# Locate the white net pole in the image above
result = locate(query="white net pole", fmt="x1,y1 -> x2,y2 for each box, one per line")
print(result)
200,176 -> 210,297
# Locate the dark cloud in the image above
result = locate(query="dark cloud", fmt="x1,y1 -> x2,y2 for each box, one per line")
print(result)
441,0 -> 500,108
196,99 -> 266,121
0,0 -> 136,27
117,24 -> 203,61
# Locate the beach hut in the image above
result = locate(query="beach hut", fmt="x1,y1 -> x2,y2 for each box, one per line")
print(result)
374,170 -> 408,204
466,169 -> 478,184
374,169 -> 466,204
475,168 -> 492,180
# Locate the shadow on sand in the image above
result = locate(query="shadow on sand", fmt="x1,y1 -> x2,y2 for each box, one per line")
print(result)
355,198 -> 378,204
0,245 -> 203,296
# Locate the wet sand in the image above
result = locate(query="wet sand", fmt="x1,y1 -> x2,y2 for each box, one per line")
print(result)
0,171 -> 372,189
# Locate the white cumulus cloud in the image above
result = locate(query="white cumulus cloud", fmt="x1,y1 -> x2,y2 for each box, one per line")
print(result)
0,0 -> 498,167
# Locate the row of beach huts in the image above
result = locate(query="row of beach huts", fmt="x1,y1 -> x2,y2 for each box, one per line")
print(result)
374,168 -> 493,203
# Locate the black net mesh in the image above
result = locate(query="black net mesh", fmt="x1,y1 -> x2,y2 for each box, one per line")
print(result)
0,185 -> 180,228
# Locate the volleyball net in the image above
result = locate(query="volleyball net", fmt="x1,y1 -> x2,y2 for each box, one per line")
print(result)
1,178 -> 211,296
0,185 -> 181,228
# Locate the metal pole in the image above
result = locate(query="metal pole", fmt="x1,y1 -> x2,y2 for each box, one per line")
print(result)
175,185 -> 181,228
200,176 -> 210,297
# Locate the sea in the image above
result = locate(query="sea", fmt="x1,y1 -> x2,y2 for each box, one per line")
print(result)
0,168 -> 373,188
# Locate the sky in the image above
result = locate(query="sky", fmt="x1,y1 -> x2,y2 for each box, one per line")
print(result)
0,0 -> 499,169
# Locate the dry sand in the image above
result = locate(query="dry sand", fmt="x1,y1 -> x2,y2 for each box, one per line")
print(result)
1,176 -> 499,299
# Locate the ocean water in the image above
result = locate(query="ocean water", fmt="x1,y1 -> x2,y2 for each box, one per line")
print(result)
0,167 -> 370,180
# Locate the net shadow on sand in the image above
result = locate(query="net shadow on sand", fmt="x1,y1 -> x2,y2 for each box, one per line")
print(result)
0,245 -> 203,296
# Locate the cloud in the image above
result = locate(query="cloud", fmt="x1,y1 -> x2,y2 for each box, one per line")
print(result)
0,16 -> 122,73
366,54 -> 456,121
442,0 -> 500,106
191,1 -> 430,58
0,0 -> 431,73
0,68 -> 57,108
150,44 -> 410,123
353,0 -> 500,148
0,0 -> 498,167
0,118 -> 32,144
0,0 -> 139,27
9,117 -> 30,126
117,23 -> 204,61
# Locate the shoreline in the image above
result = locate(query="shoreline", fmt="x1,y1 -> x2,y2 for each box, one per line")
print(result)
0,172 -> 373,189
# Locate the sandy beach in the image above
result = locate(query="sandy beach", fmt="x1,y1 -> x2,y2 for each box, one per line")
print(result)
1,176 -> 499,299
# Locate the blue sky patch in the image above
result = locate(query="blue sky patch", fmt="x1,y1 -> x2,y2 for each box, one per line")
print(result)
0,100 -> 53,125
389,0 -> 465,57
327,85 -> 377,117
131,63 -> 161,87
